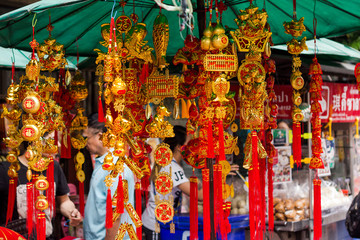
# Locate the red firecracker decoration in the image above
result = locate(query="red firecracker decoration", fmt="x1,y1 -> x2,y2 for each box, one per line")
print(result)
264,53 -> 277,232
105,189 -> 113,229
190,175 -> 198,240
309,57 -> 324,170
116,175 -> 124,214
292,121 -> 302,167
202,169 -> 210,240
135,182 -> 142,240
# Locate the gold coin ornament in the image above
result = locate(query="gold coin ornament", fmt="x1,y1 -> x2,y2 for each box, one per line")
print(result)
154,143 -> 173,167
35,175 -> 49,191
22,93 -> 41,114
155,172 -> 173,196
75,152 -> 85,165
76,170 -> 85,183
21,124 -> 40,142
230,122 -> 238,132
155,201 -> 174,224
35,195 -> 49,211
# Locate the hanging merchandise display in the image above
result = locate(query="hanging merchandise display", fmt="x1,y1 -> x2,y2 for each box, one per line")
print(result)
309,15 -> 324,239
230,2 -> 271,239
69,71 -> 88,216
263,24 -> 278,232
2,14 -> 67,239
95,2 -> 157,238
283,0 -> 307,168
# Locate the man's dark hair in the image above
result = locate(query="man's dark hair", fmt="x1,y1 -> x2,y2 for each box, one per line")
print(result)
163,125 -> 187,152
87,113 -> 107,133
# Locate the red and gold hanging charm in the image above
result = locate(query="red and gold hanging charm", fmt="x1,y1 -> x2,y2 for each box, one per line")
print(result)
230,3 -> 270,239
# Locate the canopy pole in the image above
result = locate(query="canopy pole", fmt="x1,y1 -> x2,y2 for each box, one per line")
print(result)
197,0 -> 206,38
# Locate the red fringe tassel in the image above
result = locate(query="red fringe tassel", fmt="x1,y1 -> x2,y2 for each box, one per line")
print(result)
190,176 -> 199,240
26,182 -> 34,237
105,188 -> 113,229
54,130 -> 58,147
293,122 -> 302,167
98,96 -> 104,122
313,178 -> 322,240
267,162 -> 274,232
6,177 -> 17,225
47,159 -> 55,218
249,131 -> 262,240
259,157 -> 266,232
202,169 -> 210,240
214,164 -> 223,237
79,181 -> 85,216
61,131 -> 72,159
37,212 -> 46,240
116,175 -> 124,214
135,182 -> 142,240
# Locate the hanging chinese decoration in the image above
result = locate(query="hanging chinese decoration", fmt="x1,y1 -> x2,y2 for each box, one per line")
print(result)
146,10 -> 177,234
263,23 -> 278,232
355,63 -> 360,93
230,2 -> 270,239
2,14 -> 67,239
95,3 -> 155,237
69,69 -> 88,216
309,15 -> 324,240
283,0 -> 307,168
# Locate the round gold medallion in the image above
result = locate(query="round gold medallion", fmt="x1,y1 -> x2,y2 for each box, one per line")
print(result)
155,172 -> 173,195
35,175 -> 49,191
154,143 -> 173,167
76,170 -> 85,183
75,152 -> 85,165
22,94 -> 40,114
155,202 -> 174,224
35,195 -> 49,211
21,125 -> 40,141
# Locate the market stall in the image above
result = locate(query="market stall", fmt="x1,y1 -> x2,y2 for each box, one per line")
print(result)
1,0 -> 360,240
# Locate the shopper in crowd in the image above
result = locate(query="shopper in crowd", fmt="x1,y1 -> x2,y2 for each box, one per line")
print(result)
0,136 -> 82,240
142,125 -> 239,240
83,113 -> 135,240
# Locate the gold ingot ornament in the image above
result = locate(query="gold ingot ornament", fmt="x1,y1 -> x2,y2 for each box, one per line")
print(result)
35,195 -> 49,211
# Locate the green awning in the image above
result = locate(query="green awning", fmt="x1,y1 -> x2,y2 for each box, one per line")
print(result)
272,38 -> 360,61
0,0 -> 359,57
0,46 -> 78,69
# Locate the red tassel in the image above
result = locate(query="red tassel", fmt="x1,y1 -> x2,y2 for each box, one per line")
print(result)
6,178 -> 16,225
259,157 -> 266,232
116,175 -> 124,214
249,131 -> 262,240
61,131 -> 72,159
27,182 -> 34,237
207,121 -> 214,158
313,178 -> 322,240
267,160 -> 274,232
47,158 -> 55,218
79,181 -> 85,216
135,182 -> 142,240
54,130 -> 58,147
105,188 -> 113,229
98,96 -> 105,122
190,176 -> 198,240
202,169 -> 210,240
141,176 -> 150,205
214,164 -> 223,236
293,122 -> 302,167
37,212 -> 46,240
218,120 -> 225,161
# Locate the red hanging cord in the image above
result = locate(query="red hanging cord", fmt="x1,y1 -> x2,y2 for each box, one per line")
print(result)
207,121 -> 214,158
202,169 -> 210,240
190,174 -> 199,240
293,0 -> 297,19
135,182 -> 142,240
116,175 -> 124,214
105,188 -> 113,229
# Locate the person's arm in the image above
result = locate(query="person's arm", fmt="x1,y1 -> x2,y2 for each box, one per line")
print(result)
178,181 -> 203,201
105,216 -> 121,240
57,194 -> 82,226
